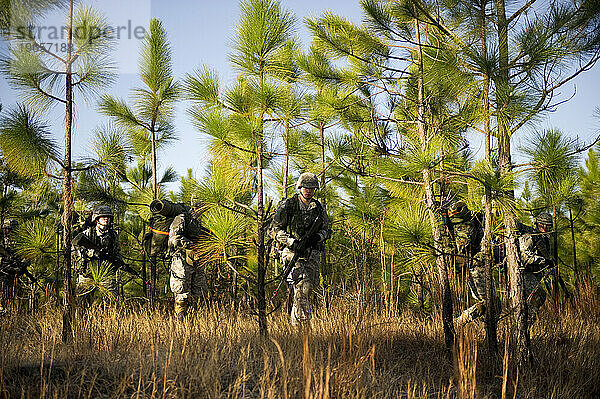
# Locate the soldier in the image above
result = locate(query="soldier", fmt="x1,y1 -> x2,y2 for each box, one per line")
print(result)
73,205 -> 123,306
517,212 -> 553,328
148,199 -> 209,320
449,201 -> 492,327
270,172 -> 331,326
0,219 -> 31,315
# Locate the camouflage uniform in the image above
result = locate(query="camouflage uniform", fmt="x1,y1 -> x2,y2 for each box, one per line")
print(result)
73,206 -> 121,304
517,213 -> 552,327
270,173 -> 331,325
450,202 -> 493,326
168,211 -> 209,319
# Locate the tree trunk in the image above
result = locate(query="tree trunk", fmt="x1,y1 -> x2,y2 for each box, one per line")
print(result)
142,220 -> 147,298
495,0 -> 530,365
256,71 -> 268,334
283,119 -> 289,198
255,127 -> 267,335
318,120 -> 329,286
552,205 -> 559,302
414,12 -> 454,352
61,0 -> 75,344
481,0 -> 498,356
569,206 -> 577,278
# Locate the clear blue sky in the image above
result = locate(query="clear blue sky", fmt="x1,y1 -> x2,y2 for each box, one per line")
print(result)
1,0 -> 599,189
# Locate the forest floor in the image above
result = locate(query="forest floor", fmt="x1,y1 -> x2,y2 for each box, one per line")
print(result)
0,296 -> 599,398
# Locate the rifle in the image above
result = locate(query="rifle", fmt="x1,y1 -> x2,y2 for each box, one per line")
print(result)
73,233 -> 143,280
272,214 -> 323,298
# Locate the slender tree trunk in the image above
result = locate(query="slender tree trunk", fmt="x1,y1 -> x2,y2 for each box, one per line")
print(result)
149,127 -> 158,304
255,127 -> 267,335
481,0 -> 498,356
256,72 -> 267,335
569,206 -> 577,278
142,220 -> 147,298
414,13 -> 454,352
283,119 -> 290,198
150,125 -> 158,200
61,0 -> 75,343
55,225 -> 61,304
318,120 -> 329,285
552,205 -> 559,302
495,0 -> 530,365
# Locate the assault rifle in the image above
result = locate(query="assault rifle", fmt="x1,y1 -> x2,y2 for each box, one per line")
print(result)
73,233 -> 143,279
271,214 -> 323,298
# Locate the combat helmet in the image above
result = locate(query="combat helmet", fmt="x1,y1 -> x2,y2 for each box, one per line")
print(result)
448,201 -> 472,223
296,172 -> 319,189
92,205 -> 114,222
535,212 -> 553,227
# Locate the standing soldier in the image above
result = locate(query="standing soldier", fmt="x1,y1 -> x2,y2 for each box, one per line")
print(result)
449,201 -> 493,327
270,172 -> 331,326
0,219 -> 30,315
73,205 -> 123,306
148,200 -> 208,320
517,212 -> 553,328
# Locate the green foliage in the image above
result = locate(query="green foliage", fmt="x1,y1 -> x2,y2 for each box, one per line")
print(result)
232,0 -> 295,76
0,105 -> 59,178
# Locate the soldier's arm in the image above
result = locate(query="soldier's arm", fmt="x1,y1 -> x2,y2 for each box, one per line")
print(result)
168,214 -> 192,249
73,230 -> 98,259
317,206 -> 332,242
271,200 -> 295,248
110,230 -> 124,264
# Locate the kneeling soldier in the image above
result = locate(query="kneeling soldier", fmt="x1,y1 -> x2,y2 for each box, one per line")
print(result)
73,205 -> 123,306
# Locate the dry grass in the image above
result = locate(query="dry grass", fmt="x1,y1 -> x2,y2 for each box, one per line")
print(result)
0,297 -> 599,398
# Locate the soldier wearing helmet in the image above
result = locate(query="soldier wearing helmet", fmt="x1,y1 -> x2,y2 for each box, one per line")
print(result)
515,212 -> 554,328
535,212 -> 553,234
270,172 -> 331,326
448,201 -> 497,328
73,205 -> 123,305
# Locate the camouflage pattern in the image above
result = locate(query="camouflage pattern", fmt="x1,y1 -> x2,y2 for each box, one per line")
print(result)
449,202 -> 496,327
73,221 -> 122,304
517,223 -> 552,327
296,172 -> 319,189
168,213 -> 208,318
523,271 -> 546,327
270,193 -> 331,325
449,203 -> 486,300
92,205 -> 114,222
534,212 -> 553,227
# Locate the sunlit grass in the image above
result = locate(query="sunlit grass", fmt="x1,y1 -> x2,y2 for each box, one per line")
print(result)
0,292 -> 598,398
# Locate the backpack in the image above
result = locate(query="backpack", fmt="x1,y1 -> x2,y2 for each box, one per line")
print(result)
143,202 -> 207,257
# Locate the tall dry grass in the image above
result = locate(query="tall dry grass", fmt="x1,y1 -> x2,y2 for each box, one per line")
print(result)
0,294 -> 598,398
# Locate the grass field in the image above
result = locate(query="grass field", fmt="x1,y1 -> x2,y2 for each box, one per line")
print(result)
1,293 -> 599,399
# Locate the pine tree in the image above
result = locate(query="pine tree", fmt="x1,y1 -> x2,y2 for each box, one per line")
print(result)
0,0 -> 115,341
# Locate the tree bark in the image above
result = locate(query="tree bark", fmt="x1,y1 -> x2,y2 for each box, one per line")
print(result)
481,0 -> 498,356
255,126 -> 267,335
61,0 -> 74,344
256,72 -> 268,335
495,0 -> 530,365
